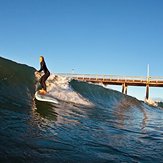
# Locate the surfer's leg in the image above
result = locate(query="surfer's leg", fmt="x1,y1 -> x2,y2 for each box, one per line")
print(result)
39,72 -> 50,94
42,76 -> 47,91
39,75 -> 47,95
41,72 -> 50,91
39,76 -> 44,89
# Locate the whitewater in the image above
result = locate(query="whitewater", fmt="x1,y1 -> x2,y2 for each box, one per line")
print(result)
0,57 -> 163,162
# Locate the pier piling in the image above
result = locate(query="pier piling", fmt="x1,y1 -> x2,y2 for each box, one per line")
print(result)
146,84 -> 149,100
122,83 -> 128,95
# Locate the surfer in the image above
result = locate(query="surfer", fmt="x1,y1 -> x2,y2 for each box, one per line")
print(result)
35,56 -> 50,95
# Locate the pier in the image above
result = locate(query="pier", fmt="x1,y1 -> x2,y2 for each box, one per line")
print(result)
57,73 -> 163,99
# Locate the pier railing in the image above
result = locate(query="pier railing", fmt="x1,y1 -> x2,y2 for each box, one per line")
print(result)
55,73 -> 163,81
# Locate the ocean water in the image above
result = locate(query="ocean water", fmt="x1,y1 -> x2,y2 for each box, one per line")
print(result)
0,57 -> 163,162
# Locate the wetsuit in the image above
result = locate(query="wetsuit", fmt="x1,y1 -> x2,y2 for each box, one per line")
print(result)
38,60 -> 50,91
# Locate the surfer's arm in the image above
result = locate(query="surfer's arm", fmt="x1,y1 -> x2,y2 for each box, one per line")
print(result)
37,62 -> 44,72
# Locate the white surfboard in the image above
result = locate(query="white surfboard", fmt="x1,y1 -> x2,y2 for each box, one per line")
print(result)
35,91 -> 59,104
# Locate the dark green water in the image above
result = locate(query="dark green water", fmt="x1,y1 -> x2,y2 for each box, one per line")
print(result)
0,57 -> 163,162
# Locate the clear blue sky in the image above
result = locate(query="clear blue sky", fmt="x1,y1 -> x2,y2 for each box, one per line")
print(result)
0,0 -> 163,100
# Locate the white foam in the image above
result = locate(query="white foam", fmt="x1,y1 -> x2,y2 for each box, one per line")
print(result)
45,74 -> 91,106
144,98 -> 158,107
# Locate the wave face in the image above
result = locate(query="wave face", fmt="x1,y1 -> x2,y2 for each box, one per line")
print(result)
0,57 -> 163,162
0,57 -> 35,111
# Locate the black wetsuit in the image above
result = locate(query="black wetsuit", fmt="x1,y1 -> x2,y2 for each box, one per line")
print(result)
38,60 -> 50,91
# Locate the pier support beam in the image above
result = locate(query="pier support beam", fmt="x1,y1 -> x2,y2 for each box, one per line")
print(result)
122,83 -> 127,95
125,85 -> 128,95
122,83 -> 125,94
146,84 -> 149,100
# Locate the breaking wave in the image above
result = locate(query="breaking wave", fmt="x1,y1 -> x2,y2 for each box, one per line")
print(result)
0,57 -> 163,162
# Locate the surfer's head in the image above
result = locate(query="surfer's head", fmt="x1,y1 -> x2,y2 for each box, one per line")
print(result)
40,56 -> 44,62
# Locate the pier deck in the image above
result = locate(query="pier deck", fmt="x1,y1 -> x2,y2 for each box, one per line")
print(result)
56,73 -> 163,99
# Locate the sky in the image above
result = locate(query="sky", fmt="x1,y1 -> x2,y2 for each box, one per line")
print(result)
0,0 -> 163,100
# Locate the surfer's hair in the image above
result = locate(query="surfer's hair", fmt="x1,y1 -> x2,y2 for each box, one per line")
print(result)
40,56 -> 44,62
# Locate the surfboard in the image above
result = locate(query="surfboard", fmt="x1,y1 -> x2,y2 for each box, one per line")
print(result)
35,91 -> 59,104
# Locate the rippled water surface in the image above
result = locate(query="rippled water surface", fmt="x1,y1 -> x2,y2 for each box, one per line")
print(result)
0,57 -> 163,162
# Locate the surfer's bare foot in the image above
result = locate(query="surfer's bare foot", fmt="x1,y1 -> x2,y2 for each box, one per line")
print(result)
39,89 -> 47,95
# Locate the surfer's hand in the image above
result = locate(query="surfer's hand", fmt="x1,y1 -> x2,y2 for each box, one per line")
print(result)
35,71 -> 41,78
35,71 -> 40,74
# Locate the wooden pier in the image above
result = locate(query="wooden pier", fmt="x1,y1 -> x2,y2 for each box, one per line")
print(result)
57,73 -> 163,99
